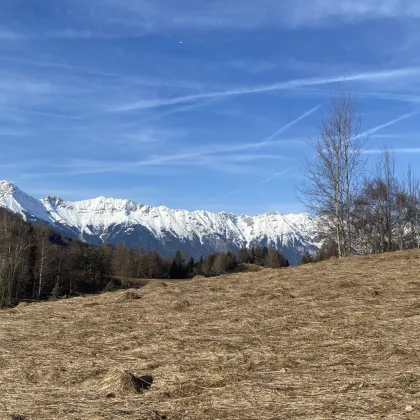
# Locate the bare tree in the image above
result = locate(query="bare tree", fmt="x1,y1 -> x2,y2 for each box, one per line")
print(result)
405,165 -> 420,249
375,148 -> 399,252
35,229 -> 54,299
0,210 -> 33,306
299,88 -> 367,257
352,148 -> 419,254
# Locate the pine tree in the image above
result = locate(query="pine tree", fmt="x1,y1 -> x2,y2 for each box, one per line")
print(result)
187,257 -> 195,277
196,256 -> 204,276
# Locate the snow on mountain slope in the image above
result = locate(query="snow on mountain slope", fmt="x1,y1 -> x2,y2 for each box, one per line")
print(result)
0,180 -> 52,223
0,181 -> 319,264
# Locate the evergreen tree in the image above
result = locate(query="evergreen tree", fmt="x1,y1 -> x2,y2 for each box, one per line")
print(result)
196,256 -> 204,276
187,257 -> 195,277
169,250 -> 188,279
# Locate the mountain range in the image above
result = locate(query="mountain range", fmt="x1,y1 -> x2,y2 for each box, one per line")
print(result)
0,180 -> 319,264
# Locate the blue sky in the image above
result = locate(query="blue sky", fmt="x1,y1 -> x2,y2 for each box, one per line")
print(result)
1,0 -> 420,215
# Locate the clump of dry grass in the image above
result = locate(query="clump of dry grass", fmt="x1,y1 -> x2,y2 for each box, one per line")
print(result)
1,249 -> 420,419
97,368 -> 153,397
145,280 -> 167,289
191,275 -> 206,281
229,263 -> 264,273
172,299 -> 191,310
117,289 -> 142,301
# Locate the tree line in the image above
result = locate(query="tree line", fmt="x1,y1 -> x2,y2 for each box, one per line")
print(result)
300,88 -> 420,259
0,208 -> 289,307
193,247 -> 289,278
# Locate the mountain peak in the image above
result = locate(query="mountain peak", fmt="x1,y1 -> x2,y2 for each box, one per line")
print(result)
43,195 -> 67,207
0,180 -> 51,223
72,196 -> 143,213
0,180 -> 18,195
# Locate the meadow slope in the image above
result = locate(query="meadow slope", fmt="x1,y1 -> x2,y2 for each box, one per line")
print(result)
1,251 -> 420,419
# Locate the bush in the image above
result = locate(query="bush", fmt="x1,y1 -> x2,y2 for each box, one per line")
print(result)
301,251 -> 315,264
103,280 -> 116,293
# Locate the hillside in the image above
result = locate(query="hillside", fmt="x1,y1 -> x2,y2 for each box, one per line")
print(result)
1,251 -> 420,419
0,180 -> 318,264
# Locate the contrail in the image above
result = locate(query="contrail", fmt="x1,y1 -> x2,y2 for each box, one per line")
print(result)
254,104 -> 321,150
357,109 -> 420,138
208,108 -> 420,202
160,104 -> 321,164
257,166 -> 299,185
138,97 -> 221,124
108,67 -> 420,112
364,148 -> 420,155
207,165 -> 299,202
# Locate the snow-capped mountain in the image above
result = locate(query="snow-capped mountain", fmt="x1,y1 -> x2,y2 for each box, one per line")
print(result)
0,180 -> 319,264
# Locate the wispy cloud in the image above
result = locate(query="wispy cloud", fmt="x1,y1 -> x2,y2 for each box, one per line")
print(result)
364,148 -> 420,154
0,106 -> 80,120
0,26 -> 150,41
0,0 -> 420,44
358,91 -> 420,103
16,135 -> 299,179
83,0 -> 420,32
0,129 -> 26,137
108,67 -> 420,112
0,55 -> 204,92
0,29 -> 23,40
3,0 -> 420,42
114,127 -> 187,147
137,98 -> 222,125
138,136 -> 303,167
43,29 -> 150,40
0,71 -> 87,120
0,77 -> 58,96
206,165 -> 299,202
370,133 -> 420,140
208,107 -> 420,206
14,106 -> 317,178
229,60 -> 277,74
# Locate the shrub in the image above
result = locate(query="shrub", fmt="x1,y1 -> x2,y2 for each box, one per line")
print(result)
103,280 -> 116,293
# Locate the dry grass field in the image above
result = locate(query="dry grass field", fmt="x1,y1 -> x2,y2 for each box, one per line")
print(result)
1,251 -> 420,419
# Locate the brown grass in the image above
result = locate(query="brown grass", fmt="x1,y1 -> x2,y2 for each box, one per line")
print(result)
117,289 -> 143,301
229,263 -> 265,273
94,368 -> 153,397
1,250 -> 420,419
